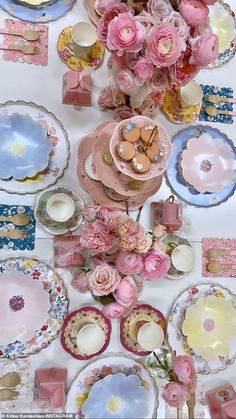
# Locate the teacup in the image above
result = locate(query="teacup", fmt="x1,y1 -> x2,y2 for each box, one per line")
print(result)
46,193 -> 75,223
76,323 -> 105,355
135,320 -> 164,351
71,22 -> 97,60
178,81 -> 203,109
171,244 -> 195,273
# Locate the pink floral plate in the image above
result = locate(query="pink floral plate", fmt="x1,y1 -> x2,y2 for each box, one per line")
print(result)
110,116 -> 172,181
93,122 -> 162,196
77,133 -> 162,209
120,303 -> 166,356
60,306 -> 111,360
0,257 -> 68,359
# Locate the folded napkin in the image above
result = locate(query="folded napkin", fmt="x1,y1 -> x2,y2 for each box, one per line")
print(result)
199,84 -> 234,124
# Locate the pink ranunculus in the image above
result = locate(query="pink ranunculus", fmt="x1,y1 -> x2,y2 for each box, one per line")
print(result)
173,356 -> 196,385
116,70 -> 138,94
146,23 -> 186,68
135,94 -> 158,119
98,86 -> 126,109
107,13 -> 145,53
134,58 -> 155,81
114,276 -> 137,307
80,220 -> 114,255
88,263 -> 121,296
116,250 -> 143,275
96,0 -> 121,15
163,382 -> 188,408
142,249 -> 171,280
147,0 -> 173,22
164,11 -> 190,40
112,52 -> 136,69
178,0 -> 209,27
102,301 -> 126,318
202,0 -> 217,4
117,218 -> 146,251
169,46 -> 200,86
114,105 -> 134,121
71,271 -> 89,294
97,4 -> 133,44
135,234 -> 153,254
81,202 -> 101,221
152,239 -> 166,252
190,32 -> 219,67
150,68 -> 170,90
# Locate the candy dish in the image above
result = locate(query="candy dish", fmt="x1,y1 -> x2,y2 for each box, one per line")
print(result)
163,234 -> 193,280
110,116 -> 172,181
0,113 -> 52,180
0,257 -> 68,359
0,101 -> 69,195
161,88 -> 202,124
180,133 -> 236,193
165,125 -> 236,207
35,186 -> 83,235
167,282 -> 236,374
57,27 -> 104,72
65,354 -> 158,418
120,304 -> 166,356
61,306 -> 111,360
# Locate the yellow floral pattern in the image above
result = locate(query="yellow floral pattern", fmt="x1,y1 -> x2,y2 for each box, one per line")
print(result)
162,88 -> 202,124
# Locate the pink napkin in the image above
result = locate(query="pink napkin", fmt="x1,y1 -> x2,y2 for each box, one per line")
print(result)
54,236 -> 85,268
202,237 -> 236,277
0,19 -> 48,66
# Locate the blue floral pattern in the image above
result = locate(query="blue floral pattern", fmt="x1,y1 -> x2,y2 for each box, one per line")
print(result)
200,84 -> 234,124
0,205 -> 35,251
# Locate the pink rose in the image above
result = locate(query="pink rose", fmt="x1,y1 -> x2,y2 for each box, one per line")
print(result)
88,263 -> 121,296
114,105 -> 134,121
169,46 -> 200,86
112,52 -> 136,69
116,70 -> 137,94
147,0 -> 173,22
163,382 -> 188,408
178,0 -> 209,27
99,207 -> 129,231
96,0 -> 121,15
71,271 -> 89,294
135,234 -> 153,254
97,4 -> 133,44
80,220 -> 114,255
164,11 -> 190,40
102,301 -> 126,318
98,86 -> 126,109
152,224 -> 166,239
114,276 -> 137,307
135,12 -> 155,34
117,218 -> 146,251
107,13 -> 145,53
190,32 -> 219,66
142,249 -> 171,280
146,23 -> 186,67
202,0 -> 217,4
116,251 -> 143,275
150,68 -> 170,90
134,58 -> 155,81
135,95 -> 158,119
81,202 -> 100,221
173,356 -> 197,385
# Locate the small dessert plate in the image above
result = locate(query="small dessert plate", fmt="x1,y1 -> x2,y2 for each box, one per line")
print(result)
57,26 -> 104,72
161,88 -> 202,124
163,234 -> 194,280
120,303 -> 166,356
60,306 -> 111,360
35,186 -> 84,235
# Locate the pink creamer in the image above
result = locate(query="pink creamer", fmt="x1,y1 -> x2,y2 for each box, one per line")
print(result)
151,195 -> 183,233
62,70 -> 92,106
35,367 -> 67,408
207,384 -> 236,418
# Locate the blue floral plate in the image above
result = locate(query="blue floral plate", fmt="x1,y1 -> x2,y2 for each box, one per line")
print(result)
0,0 -> 76,23
165,125 -> 236,208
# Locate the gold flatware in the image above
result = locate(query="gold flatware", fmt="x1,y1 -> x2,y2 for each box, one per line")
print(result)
0,389 -> 19,401
186,392 -> 196,419
0,28 -> 40,41
0,373 -> 21,388
205,106 -> 236,117
0,43 -> 39,55
0,214 -> 30,226
0,230 -> 28,239
206,248 -> 236,258
207,261 -> 236,274
206,94 -> 236,104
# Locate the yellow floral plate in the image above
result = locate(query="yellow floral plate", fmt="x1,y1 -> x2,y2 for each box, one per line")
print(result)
167,282 -> 236,374
161,88 -> 202,124
57,26 -> 105,72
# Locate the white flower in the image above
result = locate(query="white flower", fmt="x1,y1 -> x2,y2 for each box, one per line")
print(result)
17,206 -> 25,214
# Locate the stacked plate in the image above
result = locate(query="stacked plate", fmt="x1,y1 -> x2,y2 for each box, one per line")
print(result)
77,117 -> 172,210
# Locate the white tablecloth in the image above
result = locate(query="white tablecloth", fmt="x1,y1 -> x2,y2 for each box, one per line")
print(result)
0,1 -> 235,417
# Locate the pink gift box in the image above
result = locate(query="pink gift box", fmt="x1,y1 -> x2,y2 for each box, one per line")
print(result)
62,70 -> 92,106
35,367 -> 67,408
207,384 -> 236,418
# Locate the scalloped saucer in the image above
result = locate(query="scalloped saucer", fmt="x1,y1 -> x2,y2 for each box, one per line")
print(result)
162,88 -> 202,124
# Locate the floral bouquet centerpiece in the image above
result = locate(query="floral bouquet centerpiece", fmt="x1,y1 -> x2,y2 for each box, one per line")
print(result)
72,203 -> 171,319
96,0 -> 219,119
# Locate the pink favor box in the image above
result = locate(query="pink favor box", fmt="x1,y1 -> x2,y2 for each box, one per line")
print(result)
35,367 -> 67,408
207,384 -> 236,418
62,71 -> 92,106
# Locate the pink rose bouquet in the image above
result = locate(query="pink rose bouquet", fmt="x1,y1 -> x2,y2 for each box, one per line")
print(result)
142,249 -> 171,280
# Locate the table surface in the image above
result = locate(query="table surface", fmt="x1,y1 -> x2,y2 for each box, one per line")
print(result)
0,1 -> 235,417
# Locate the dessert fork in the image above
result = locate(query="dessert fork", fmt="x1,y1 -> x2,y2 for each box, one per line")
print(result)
0,388 -> 19,401
206,94 -> 236,104
0,373 -> 21,388
0,28 -> 40,41
0,43 -> 39,54
0,230 -> 28,239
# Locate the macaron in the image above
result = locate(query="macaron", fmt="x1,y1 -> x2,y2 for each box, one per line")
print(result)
131,153 -> 151,174
122,123 -> 140,143
116,141 -> 136,161
140,125 -> 158,144
146,143 -> 164,163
